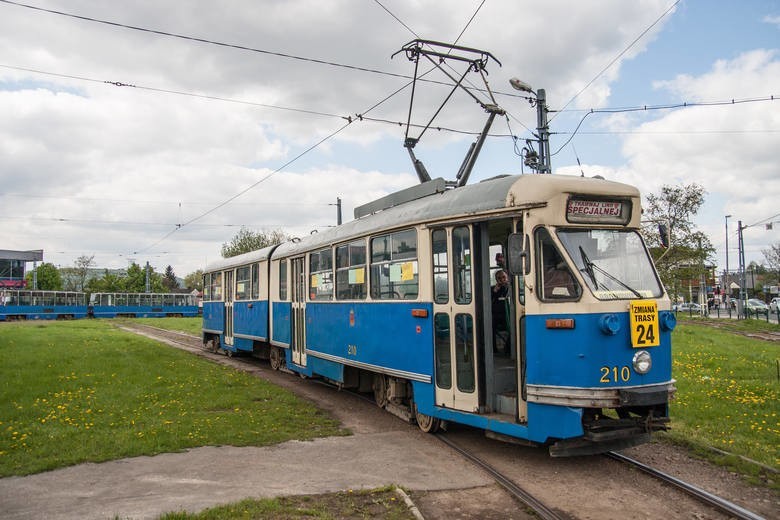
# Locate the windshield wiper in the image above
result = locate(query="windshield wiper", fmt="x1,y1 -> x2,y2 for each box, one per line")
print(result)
578,246 -> 642,298
579,246 -> 599,288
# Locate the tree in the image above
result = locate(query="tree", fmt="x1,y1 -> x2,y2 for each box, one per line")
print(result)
184,269 -> 204,291
86,270 -> 125,293
640,183 -> 715,301
763,243 -> 780,271
73,255 -> 95,291
221,227 -> 288,258
122,262 -> 164,292
163,265 -> 178,291
25,262 -> 62,290
762,242 -> 780,285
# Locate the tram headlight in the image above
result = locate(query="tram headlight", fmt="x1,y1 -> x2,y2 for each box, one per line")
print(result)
632,350 -> 652,374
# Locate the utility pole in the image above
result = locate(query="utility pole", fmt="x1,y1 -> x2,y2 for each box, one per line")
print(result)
509,79 -> 551,174
330,197 -> 342,226
737,221 -> 747,318
724,214 -> 731,308
145,261 -> 151,293
536,88 -> 551,174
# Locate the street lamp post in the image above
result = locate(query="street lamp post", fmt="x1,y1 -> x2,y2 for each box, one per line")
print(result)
725,214 -> 731,308
509,78 -> 550,174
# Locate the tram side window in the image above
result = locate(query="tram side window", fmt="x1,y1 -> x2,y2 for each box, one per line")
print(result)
235,265 -> 251,300
203,273 -> 211,300
432,229 -> 448,304
211,272 -> 223,301
336,240 -> 367,300
309,248 -> 333,301
535,228 -> 580,301
370,229 -> 418,300
251,262 -> 260,300
452,226 -> 472,304
279,260 -> 288,300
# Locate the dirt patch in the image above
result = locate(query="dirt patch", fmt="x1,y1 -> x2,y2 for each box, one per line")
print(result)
162,488 -> 420,519
410,485 -> 539,520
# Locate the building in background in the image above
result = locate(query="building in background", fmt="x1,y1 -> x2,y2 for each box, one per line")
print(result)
0,249 -> 43,289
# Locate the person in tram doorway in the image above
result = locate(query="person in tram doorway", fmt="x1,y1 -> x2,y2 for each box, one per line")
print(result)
492,269 -> 511,354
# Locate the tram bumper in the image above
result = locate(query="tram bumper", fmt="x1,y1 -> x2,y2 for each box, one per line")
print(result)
618,386 -> 669,406
526,380 -> 676,408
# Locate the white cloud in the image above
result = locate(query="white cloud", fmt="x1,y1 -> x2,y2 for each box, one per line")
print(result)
762,15 -> 780,28
607,50 -> 780,267
0,0 -> 716,276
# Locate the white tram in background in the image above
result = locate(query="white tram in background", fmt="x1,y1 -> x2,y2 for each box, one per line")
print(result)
203,174 -> 676,456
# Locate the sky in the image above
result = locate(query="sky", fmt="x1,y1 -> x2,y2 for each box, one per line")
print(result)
0,0 -> 778,280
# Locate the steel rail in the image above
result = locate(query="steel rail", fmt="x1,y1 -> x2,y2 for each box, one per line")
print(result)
606,451 -> 766,520
435,433 -> 565,520
125,325 -> 767,520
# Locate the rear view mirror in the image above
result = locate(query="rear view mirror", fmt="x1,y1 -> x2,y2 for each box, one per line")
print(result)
507,233 -> 529,276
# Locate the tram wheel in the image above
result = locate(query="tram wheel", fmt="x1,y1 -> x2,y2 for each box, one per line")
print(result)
414,404 -> 441,433
373,374 -> 389,408
205,338 -> 219,353
269,347 -> 284,370
226,350 -> 234,358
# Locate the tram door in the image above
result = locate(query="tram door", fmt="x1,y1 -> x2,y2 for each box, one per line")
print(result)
290,257 -> 307,367
224,270 -> 234,347
431,226 -> 479,412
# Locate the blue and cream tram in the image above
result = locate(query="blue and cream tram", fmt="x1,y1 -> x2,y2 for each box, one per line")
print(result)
0,290 -> 87,321
89,292 -> 199,318
202,174 -> 676,455
202,250 -> 271,358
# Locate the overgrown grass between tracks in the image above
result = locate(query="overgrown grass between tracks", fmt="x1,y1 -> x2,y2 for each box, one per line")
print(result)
121,316 -> 203,336
0,320 -> 346,477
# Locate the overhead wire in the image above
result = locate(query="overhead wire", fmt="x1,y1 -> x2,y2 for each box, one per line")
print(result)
134,0 -> 496,254
0,0 -> 411,81
133,120 -> 353,255
3,0 -> 776,259
0,0 -> 527,100
0,63 -> 346,120
551,95 -> 778,156
550,0 -> 681,122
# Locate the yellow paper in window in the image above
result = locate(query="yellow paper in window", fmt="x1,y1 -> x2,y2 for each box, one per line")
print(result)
401,262 -> 414,281
311,274 -> 319,288
350,267 -> 365,284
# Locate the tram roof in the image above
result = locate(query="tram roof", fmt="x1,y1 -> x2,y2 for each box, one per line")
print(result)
204,173 -> 639,271
274,173 -> 638,256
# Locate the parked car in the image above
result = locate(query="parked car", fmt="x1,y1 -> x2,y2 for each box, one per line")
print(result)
745,298 -> 769,316
673,302 -> 702,312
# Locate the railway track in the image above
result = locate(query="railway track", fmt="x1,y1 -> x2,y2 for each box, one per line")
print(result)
434,433 -> 565,520
605,452 -> 766,520
121,323 -> 771,520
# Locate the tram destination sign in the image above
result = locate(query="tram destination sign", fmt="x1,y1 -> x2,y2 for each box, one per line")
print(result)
566,198 -> 630,224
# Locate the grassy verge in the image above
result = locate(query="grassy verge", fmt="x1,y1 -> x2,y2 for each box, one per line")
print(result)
122,316 -> 203,336
160,486 -> 416,520
0,320 -> 346,477
662,319 -> 779,484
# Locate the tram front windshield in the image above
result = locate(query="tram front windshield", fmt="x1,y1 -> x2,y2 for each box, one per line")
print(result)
557,229 -> 663,300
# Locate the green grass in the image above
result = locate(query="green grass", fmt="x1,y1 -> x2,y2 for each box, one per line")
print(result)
2,316 -> 778,493
160,486 -> 416,520
0,320 -> 346,477
123,316 -> 203,336
663,320 -> 779,479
